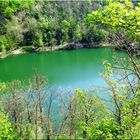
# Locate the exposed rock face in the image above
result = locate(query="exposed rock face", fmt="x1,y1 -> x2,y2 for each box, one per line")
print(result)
64,42 -> 83,50
62,42 -> 99,50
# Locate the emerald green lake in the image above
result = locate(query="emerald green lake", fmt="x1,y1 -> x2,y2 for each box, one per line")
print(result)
0,48 -> 126,89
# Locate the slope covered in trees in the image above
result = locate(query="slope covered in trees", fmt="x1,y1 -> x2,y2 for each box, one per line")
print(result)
0,0 -> 140,58
0,1 -> 140,57
0,0 -> 109,57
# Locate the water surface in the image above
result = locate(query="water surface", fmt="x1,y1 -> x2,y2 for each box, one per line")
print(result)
0,48 -> 126,89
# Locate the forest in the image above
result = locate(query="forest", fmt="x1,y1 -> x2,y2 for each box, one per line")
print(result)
0,0 -> 140,139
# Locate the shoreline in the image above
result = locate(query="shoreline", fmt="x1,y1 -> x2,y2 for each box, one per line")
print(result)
0,42 -> 112,59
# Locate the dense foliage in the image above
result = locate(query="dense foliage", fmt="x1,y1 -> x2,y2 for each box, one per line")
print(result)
0,0 -> 109,57
0,0 -> 140,57
0,111 -> 15,140
87,0 -> 140,49
0,58 -> 140,139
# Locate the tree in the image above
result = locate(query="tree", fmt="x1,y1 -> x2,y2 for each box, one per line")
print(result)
0,36 -> 7,57
0,111 -> 15,140
1,45 -> 6,58
5,16 -> 23,50
102,60 -> 140,139
58,88 -> 116,139
86,1 -> 140,49
0,0 -> 35,18
34,32 -> 44,48
0,82 -> 7,95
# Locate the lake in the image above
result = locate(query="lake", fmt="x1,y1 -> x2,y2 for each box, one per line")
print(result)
0,48 -> 126,89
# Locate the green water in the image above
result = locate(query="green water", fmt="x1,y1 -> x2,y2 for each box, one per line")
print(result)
0,48 -> 126,88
